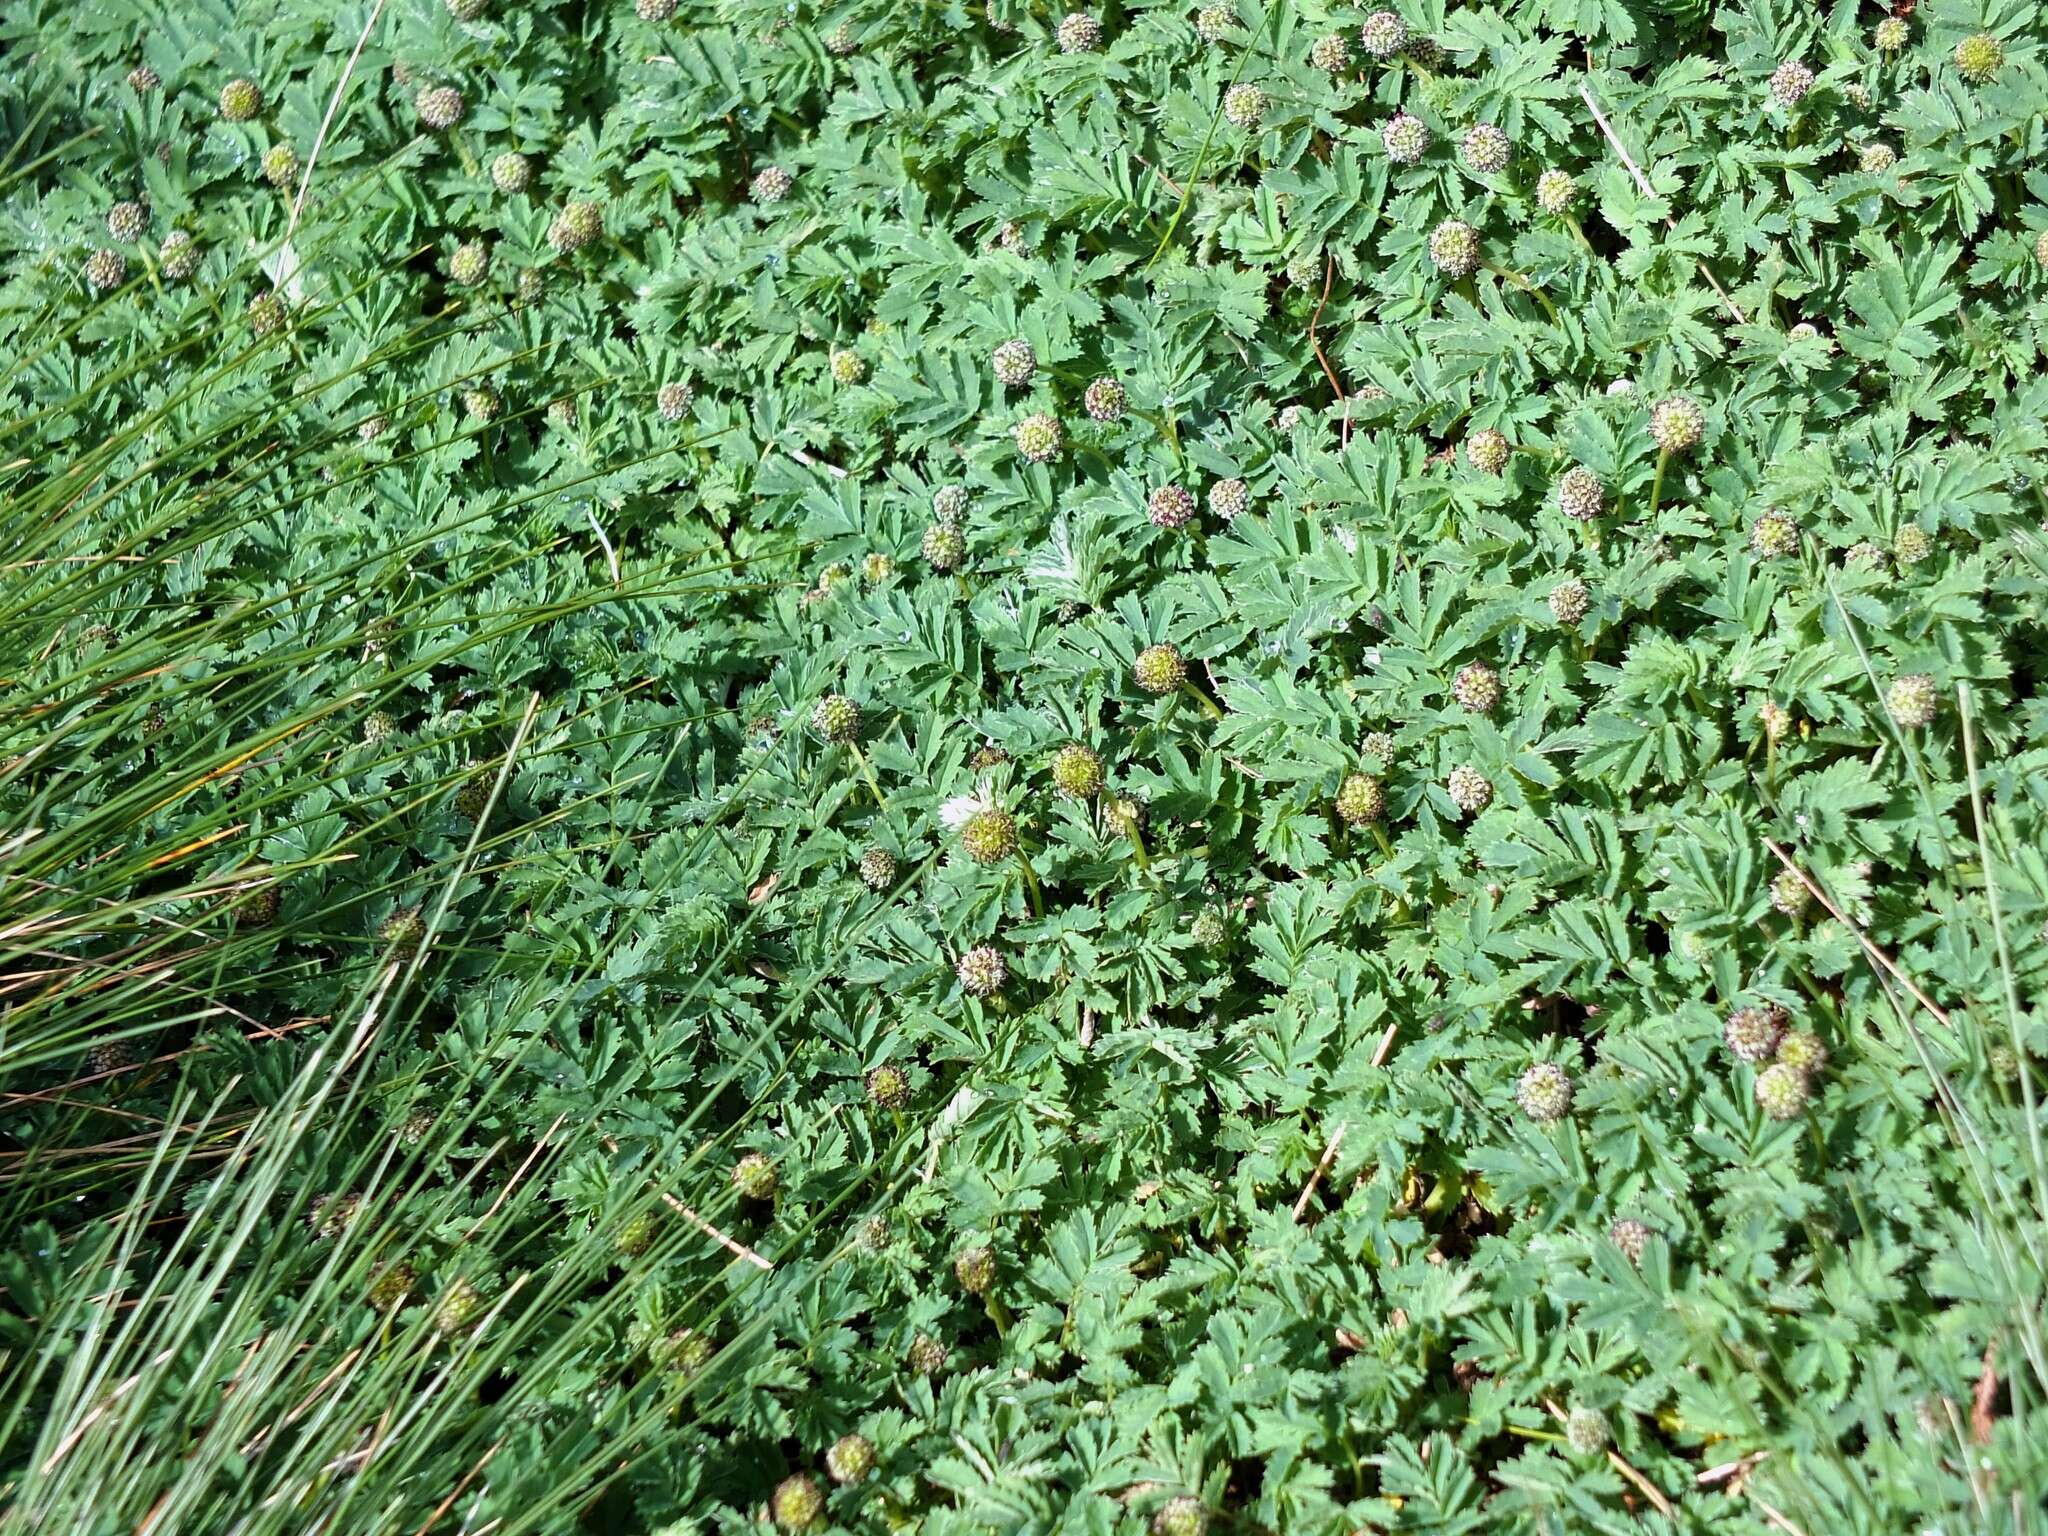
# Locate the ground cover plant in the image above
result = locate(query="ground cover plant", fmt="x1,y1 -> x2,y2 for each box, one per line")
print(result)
2,0 -> 2047,1529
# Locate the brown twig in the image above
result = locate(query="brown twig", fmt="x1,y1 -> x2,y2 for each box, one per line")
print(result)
779,443 -> 849,481
1972,1341 -> 1998,1444
601,1137 -> 774,1271
462,1113 -> 566,1239
1292,1121 -> 1346,1219
1369,1019 -> 1400,1068
1762,839 -> 1951,1027
1308,253 -> 1350,448
1747,1491 -> 1808,1536
1541,1399 -> 1674,1518
411,1439 -> 503,1536
1578,82 -> 1745,324
1697,1450 -> 1768,1487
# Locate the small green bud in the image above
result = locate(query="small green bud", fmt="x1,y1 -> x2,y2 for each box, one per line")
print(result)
1358,9 -> 1406,57
128,64 -> 160,91
1190,907 -> 1229,948
922,522 -> 967,571
1649,394 -> 1705,455
1769,867 -> 1811,918
261,141 -> 298,188
1775,1031 -> 1829,1075
615,1211 -> 657,1257
907,1332 -> 948,1373
1013,411 -> 1062,463
1755,1061 -> 1812,1119
434,1277 -> 483,1334
1749,510 -> 1799,558
378,906 -> 425,955
771,1474 -> 824,1531
1893,524 -> 1932,565
415,85 -> 465,129
462,384 -> 502,422
448,239 -> 490,285
1886,673 -> 1939,728
732,1152 -> 779,1201
1953,32 -> 2004,86
1452,662 -> 1500,714
1724,1004 -> 1788,1064
1084,377 -> 1126,422
1153,1496 -> 1209,1536
991,337 -> 1037,388
367,1261 -> 417,1312
1335,772 -> 1385,826
1873,16 -> 1907,51
959,807 -> 1019,865
657,380 -> 693,421
933,484 -> 970,521
219,78 -> 264,121
1133,642 -> 1187,695
1380,112 -> 1430,164
651,1325 -> 713,1374
309,1191 -> 361,1240
811,694 -> 861,744
1427,218 -> 1480,277
956,945 -> 1007,998
826,1431 -> 876,1484
490,151 -> 532,194
866,1064 -> 910,1110
546,199 -> 603,253
1193,5 -> 1235,42
1757,699 -> 1792,741
1222,83 -> 1266,129
1535,168 -> 1578,215
1446,765 -> 1492,815
1858,141 -> 1897,173
953,1244 -> 996,1294
830,348 -> 866,385
1051,743 -> 1106,799
1516,1061 -> 1574,1121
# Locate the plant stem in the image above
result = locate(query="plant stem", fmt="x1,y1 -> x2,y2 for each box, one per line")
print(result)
848,743 -> 885,808
1563,214 -> 1595,256
1482,260 -> 1559,324
1647,445 -> 1671,521
1014,849 -> 1044,918
1180,680 -> 1224,720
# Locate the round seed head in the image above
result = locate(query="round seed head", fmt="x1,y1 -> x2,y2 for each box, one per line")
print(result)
1554,466 -> 1604,521
1360,730 -> 1396,762
219,78 -> 264,120
1548,577 -> 1591,625
1757,699 -> 1792,740
1461,123 -> 1510,175
1276,403 -> 1306,431
657,380 -> 693,421
827,1432 -> 876,1485
1084,377 -> 1127,422
358,417 -> 389,447
446,0 -> 487,19
991,338 -> 1037,388
547,199 -> 603,253
954,1244 -> 996,1294
1608,1217 -> 1651,1263
1154,1497 -> 1209,1536
415,85 -> 465,129
1222,83 -> 1266,129
2034,229 -> 2048,267
908,1332 -> 948,1373
309,1192 -> 361,1241
637,0 -> 678,18
1358,9 -> 1407,56
1770,867 -> 1812,918
1056,11 -> 1102,51
1535,168 -> 1578,215
1465,428 -> 1510,474
247,290 -> 286,335
1755,1060 -> 1812,1119
367,1261 -> 416,1311
84,1036 -> 137,1076
1843,541 -> 1885,569
1208,477 -> 1251,520
1452,662 -> 1501,714
1427,218 -> 1479,277
1446,764 -> 1492,815
1284,246 -> 1322,289
128,63 -> 160,91
546,397 -> 576,428
260,142 -> 298,188
462,385 -> 502,422
960,807 -> 1019,865
434,1277 -> 482,1334
830,348 -> 866,385
615,1212 -> 656,1257
1052,743 -> 1106,799
1311,32 -> 1350,71
1148,485 -> 1197,529
862,551 -> 894,583
1893,524 -> 1932,564
159,231 -> 200,280
1886,673 -> 1939,728
811,693 -> 862,743
1565,1405 -> 1610,1455
516,267 -> 544,303
1775,1031 -> 1829,1075
933,484 -> 969,521
1954,33 -> 2004,85
771,1474 -> 824,1531
1190,907 -> 1229,947
823,19 -> 858,52
1649,394 -> 1705,454
866,1063 -> 910,1110
1858,141 -> 1897,173
107,201 -> 149,241
732,1152 -> 779,1200
996,220 -> 1030,255
1013,411 -> 1063,463
652,1325 -> 713,1374
83,248 -> 126,292
1749,510 -> 1799,558
956,944 -> 1007,997
1193,5 -> 1235,42
1133,642 -> 1187,695
490,151 -> 532,192
1335,772 -> 1385,826
858,846 -> 898,891
1873,16 -> 1907,50
922,522 -> 967,571
1769,59 -> 1814,106
1516,1061 -> 1575,1121
448,239 -> 490,285
752,165 -> 794,204
1724,1004 -> 1789,1064
1380,112 -> 1430,164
